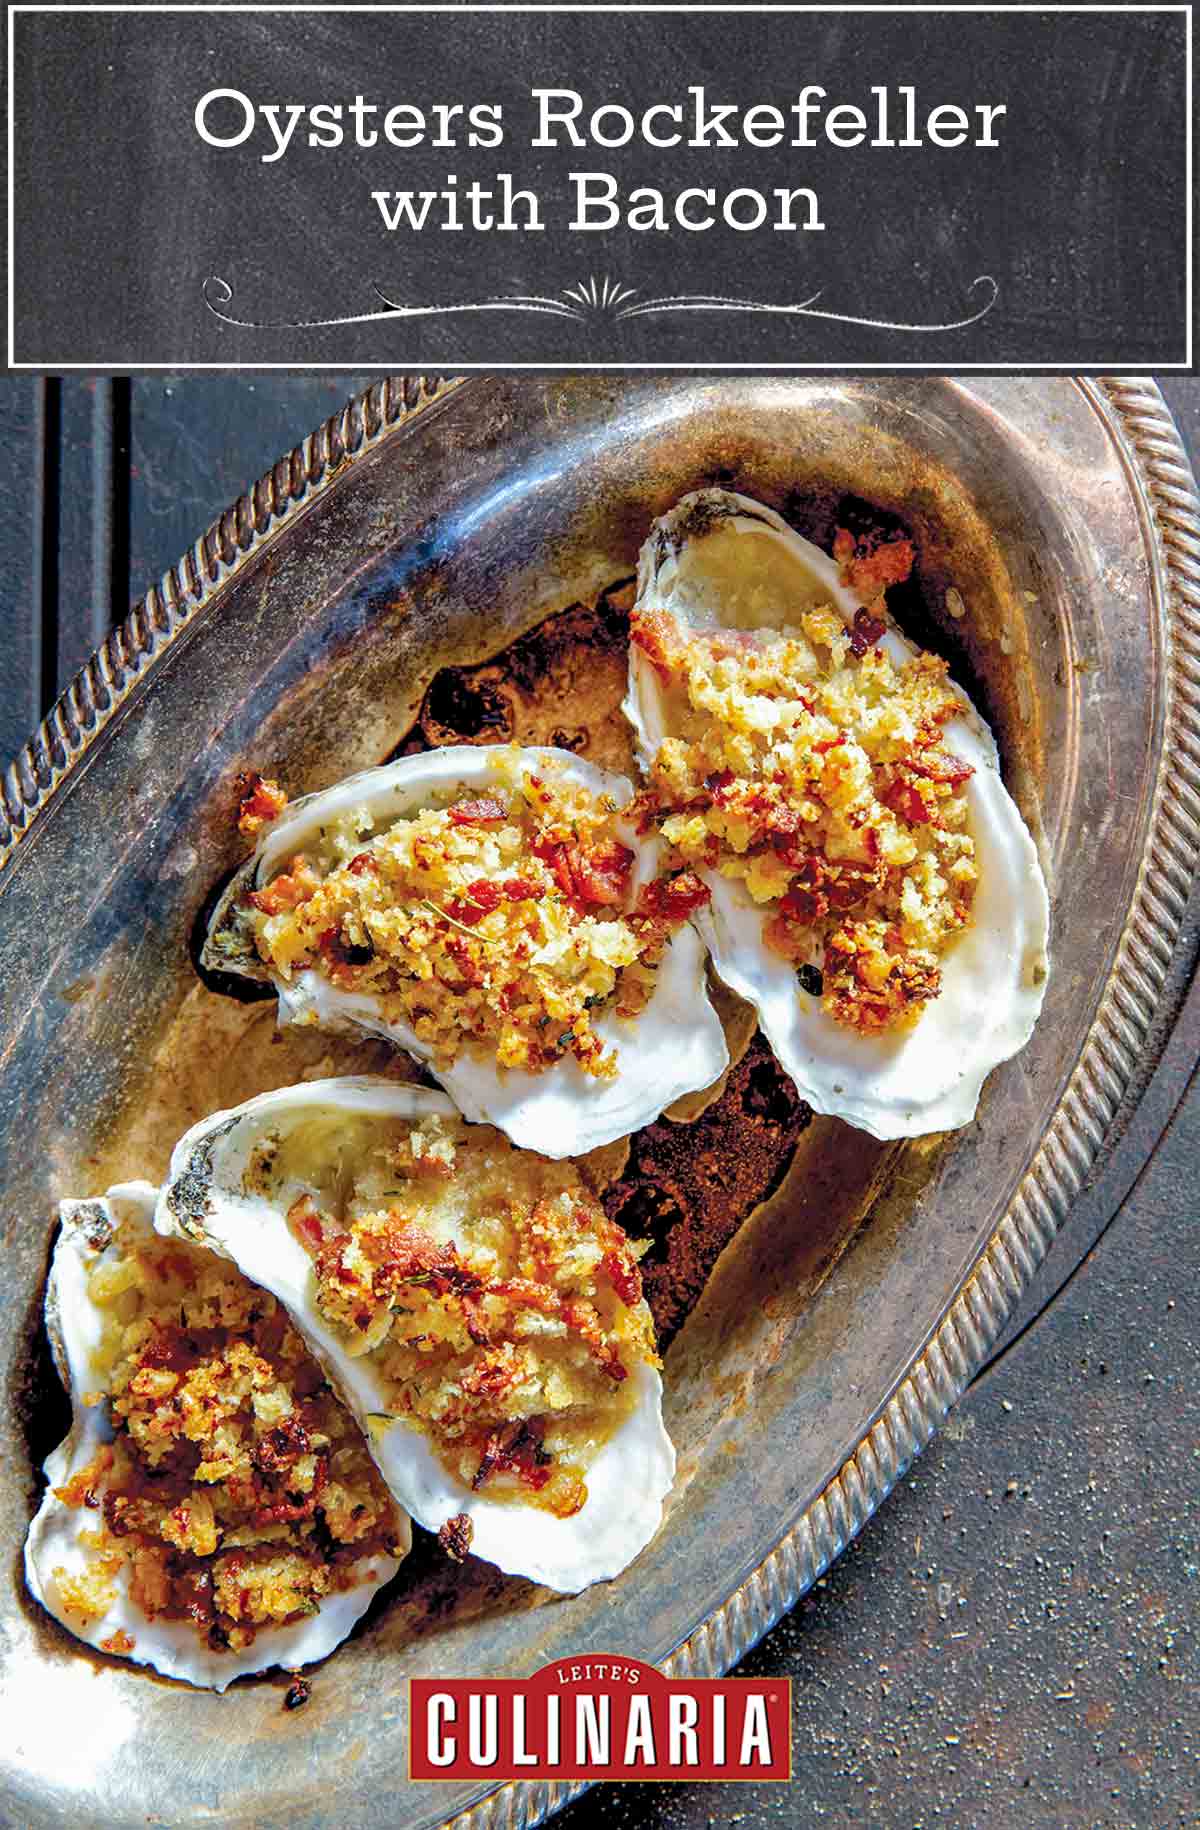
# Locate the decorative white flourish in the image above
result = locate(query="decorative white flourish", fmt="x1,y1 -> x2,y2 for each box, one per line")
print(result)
203,272 -> 998,335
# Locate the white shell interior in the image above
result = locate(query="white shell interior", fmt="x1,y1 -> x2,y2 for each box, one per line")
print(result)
156,1077 -> 676,1594
625,490 -> 1051,1140
228,744 -> 728,1156
25,1182 -> 404,1693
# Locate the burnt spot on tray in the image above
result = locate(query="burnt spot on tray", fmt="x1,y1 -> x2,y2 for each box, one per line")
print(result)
421,668 -> 516,746
603,1033 -> 811,1348
392,582 -> 635,762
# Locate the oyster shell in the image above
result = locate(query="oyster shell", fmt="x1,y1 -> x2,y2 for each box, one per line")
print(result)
156,1078 -> 676,1593
25,1182 -> 407,1691
203,745 -> 727,1156
625,490 -> 1050,1139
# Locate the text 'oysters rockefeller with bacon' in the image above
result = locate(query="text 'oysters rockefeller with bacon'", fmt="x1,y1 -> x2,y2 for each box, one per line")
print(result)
157,1078 -> 675,1594
203,744 -> 727,1156
626,490 -> 1050,1139
25,1183 -> 408,1691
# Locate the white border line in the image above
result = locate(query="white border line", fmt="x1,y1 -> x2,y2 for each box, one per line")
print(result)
7,4 -> 1194,371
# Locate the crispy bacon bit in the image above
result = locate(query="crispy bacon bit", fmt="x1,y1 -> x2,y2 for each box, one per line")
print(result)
347,851 -> 379,877
448,797 -> 507,827
771,854 -> 882,924
563,1301 -> 628,1382
629,609 -> 681,684
567,839 -> 634,907
823,934 -> 942,1031
287,1193 -> 326,1254
100,1628 -> 136,1656
534,837 -> 634,911
250,1453 -> 327,1527
636,870 -> 711,924
849,606 -> 888,658
502,876 -> 544,902
247,856 -> 321,917
907,747 -> 974,789
237,773 -> 288,835
601,1247 -> 642,1311
880,776 -> 936,826
438,1512 -> 474,1562
254,1414 -> 311,1476
833,525 -> 915,600
283,1677 -> 311,1712
459,1354 -> 520,1404
464,879 -> 503,915
472,1419 -> 554,1493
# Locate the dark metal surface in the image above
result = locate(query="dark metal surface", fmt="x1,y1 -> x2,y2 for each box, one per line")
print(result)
0,375 -> 1196,1829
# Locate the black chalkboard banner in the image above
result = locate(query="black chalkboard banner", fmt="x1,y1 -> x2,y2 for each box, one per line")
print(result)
8,5 -> 1193,370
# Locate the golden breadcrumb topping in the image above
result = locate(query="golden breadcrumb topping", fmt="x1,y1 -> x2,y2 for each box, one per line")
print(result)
279,1111 -> 657,1518
49,1218 -> 403,1655
631,601 -> 977,1033
240,755 -> 699,1079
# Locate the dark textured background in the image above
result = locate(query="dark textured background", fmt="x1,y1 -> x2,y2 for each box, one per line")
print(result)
0,375 -> 1197,1824
10,8 -> 1190,368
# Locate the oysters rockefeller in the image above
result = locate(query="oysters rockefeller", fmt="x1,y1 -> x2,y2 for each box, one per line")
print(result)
626,491 -> 1050,1138
25,1182 -> 408,1691
157,1079 -> 675,1595
26,482 -> 1053,1692
204,744 -> 728,1155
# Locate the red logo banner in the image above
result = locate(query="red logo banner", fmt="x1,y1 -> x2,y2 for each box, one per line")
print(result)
409,1656 -> 791,1783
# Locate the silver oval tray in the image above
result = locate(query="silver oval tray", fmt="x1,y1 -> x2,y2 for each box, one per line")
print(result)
1,376 -> 1198,1830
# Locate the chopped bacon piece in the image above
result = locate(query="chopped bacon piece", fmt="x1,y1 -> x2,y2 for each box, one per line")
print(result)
629,609 -> 681,684
849,606 -> 888,658
601,1247 -> 642,1311
438,1512 -> 474,1562
448,797 -> 507,826
287,1193 -> 326,1254
534,837 -> 634,911
567,839 -> 634,907
444,935 -> 482,986
250,1454 -> 327,1527
833,526 -> 916,600
472,1419 -> 553,1493
464,879 -> 503,914
444,898 -> 487,927
237,773 -> 288,835
629,788 -> 663,835
907,747 -> 974,789
444,878 -> 522,924
459,1354 -> 521,1404
347,851 -> 379,877
636,870 -> 711,924
881,776 -> 936,826
247,856 -> 320,916
563,1301 -> 628,1382
502,876 -> 544,902
253,1414 -> 311,1476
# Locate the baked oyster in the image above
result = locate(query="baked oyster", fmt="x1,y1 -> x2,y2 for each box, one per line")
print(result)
625,489 -> 1050,1138
157,1078 -> 676,1594
25,1182 -> 408,1690
203,744 -> 727,1156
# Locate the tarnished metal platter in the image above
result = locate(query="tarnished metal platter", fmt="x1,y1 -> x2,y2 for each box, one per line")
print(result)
1,375 -> 1198,1829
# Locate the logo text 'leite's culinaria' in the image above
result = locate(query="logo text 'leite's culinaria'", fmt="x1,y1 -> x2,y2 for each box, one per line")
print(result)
409,1657 -> 791,1783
